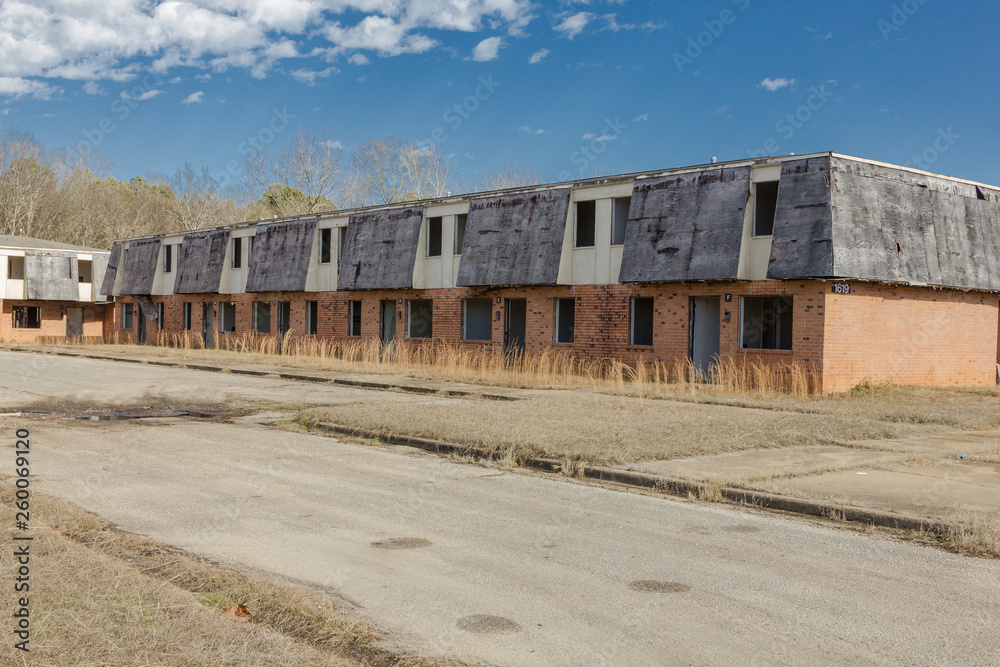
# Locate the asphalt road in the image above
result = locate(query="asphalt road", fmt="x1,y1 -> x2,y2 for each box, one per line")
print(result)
3,353 -> 1000,665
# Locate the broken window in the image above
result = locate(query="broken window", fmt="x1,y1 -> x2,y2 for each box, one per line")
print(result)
12,306 -> 40,329
253,301 -> 271,333
220,302 -> 236,333
163,245 -> 173,273
349,300 -> 362,336
426,217 -> 442,257
183,302 -> 192,331
753,181 -> 779,237
157,302 -> 165,330
556,298 -> 575,344
306,301 -> 318,335
338,227 -> 347,266
232,237 -> 243,269
612,197 -> 630,245
7,256 -> 24,280
248,236 -> 255,265
574,200 -> 596,248
631,297 -> 654,346
122,303 -> 134,329
463,298 -> 492,341
78,260 -> 92,283
406,300 -> 433,339
319,228 -> 332,264
741,296 -> 793,350
454,214 -> 467,255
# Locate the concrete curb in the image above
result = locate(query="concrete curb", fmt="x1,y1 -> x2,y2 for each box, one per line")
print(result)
2,346 -> 521,402
309,421 -> 952,536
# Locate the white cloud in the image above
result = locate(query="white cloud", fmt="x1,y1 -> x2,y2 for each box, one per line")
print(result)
518,125 -> 544,134
122,88 -> 162,101
528,48 -> 549,64
322,139 -> 344,150
632,112 -> 648,122
0,108 -> 9,115
181,91 -> 204,104
348,53 -> 370,65
759,77 -> 795,92
554,12 -> 592,39
291,66 -> 338,85
0,0 -> 535,86
82,81 -> 103,95
472,36 -> 503,62
0,77 -> 58,99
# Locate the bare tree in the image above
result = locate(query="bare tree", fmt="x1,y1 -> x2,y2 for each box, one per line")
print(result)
0,130 -> 53,237
349,134 -> 458,205
466,162 -> 540,193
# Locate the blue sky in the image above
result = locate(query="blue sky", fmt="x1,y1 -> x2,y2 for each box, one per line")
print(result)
2,0 -> 997,189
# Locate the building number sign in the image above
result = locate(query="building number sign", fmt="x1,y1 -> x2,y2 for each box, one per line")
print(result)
832,283 -> 852,294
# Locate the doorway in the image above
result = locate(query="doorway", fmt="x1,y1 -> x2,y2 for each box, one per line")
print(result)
380,300 -> 397,344
203,302 -> 214,349
505,298 -> 527,354
137,306 -> 147,344
66,307 -> 83,340
690,297 -> 721,376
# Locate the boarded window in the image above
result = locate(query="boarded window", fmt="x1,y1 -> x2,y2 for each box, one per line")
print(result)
406,300 -> 433,339
12,306 -> 40,329
306,301 -> 318,335
427,217 -> 442,257
157,302 -> 165,330
575,200 -> 596,248
122,303 -> 134,329
183,302 -> 192,331
7,256 -> 24,279
220,302 -> 236,333
631,297 -> 654,346
463,298 -> 492,341
349,300 -> 362,336
253,301 -> 271,333
164,245 -> 173,273
612,197 -> 630,245
454,214 -> 467,254
753,181 -> 779,237
232,238 -> 243,269
556,298 -> 575,344
741,296 -> 793,350
320,229 -> 332,264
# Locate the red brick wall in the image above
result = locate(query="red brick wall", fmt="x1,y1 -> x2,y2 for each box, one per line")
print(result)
0,299 -> 108,343
106,282 -> 1000,393
821,283 -> 999,392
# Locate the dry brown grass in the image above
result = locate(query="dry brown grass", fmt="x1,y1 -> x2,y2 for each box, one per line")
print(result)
0,486 -> 440,667
301,390 -> 929,466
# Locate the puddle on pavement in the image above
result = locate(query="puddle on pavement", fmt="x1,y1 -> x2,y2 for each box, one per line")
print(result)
72,409 -> 216,421
456,615 -> 521,634
628,580 -> 692,593
3,409 -> 217,422
371,537 -> 432,550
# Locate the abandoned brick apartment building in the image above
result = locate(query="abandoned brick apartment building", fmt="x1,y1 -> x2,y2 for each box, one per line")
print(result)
1,236 -> 111,343
98,152 -> 1000,393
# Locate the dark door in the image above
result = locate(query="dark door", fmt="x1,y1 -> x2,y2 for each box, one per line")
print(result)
203,302 -> 214,349
137,306 -> 147,344
505,299 -> 527,354
66,307 -> 84,339
380,300 -> 397,344
690,297 -> 721,376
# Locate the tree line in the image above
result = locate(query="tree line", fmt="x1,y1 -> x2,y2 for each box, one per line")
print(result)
0,126 -> 539,249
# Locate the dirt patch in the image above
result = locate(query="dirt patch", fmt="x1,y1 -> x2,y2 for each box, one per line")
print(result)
628,581 -> 692,593
455,615 -> 521,634
371,538 -> 432,550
